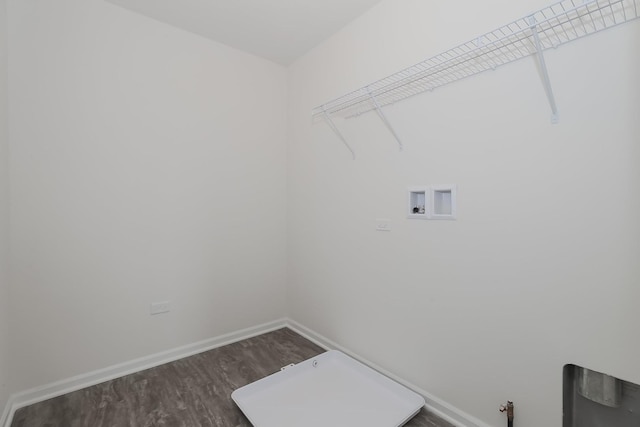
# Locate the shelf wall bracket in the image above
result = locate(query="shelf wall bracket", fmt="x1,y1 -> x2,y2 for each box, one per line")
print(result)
322,108 -> 356,160
366,88 -> 404,152
529,15 -> 560,124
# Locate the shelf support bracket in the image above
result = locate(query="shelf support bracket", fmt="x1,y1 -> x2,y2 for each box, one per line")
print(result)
366,88 -> 404,151
322,107 -> 356,160
529,16 -> 559,124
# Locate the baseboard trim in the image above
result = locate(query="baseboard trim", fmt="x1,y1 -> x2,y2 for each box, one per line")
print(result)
1,318 -> 288,427
0,395 -> 14,427
285,318 -> 492,427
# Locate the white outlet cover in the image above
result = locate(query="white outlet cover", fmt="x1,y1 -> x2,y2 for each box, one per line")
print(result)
376,219 -> 392,231
150,301 -> 171,315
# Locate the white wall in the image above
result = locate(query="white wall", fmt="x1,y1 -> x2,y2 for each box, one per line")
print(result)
7,0 -> 287,392
287,1 -> 640,426
4,1 -> 640,425
0,0 -> 10,413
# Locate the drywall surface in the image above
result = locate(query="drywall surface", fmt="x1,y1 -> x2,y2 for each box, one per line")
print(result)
0,0 -> 10,413
286,1 -> 640,426
8,0 -> 287,391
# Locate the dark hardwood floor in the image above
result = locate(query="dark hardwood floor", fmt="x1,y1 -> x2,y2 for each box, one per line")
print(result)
11,328 -> 454,427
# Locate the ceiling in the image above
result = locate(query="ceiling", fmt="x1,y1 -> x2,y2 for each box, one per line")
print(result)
106,0 -> 383,65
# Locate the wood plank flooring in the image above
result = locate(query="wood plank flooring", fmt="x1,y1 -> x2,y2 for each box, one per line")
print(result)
11,328 -> 454,427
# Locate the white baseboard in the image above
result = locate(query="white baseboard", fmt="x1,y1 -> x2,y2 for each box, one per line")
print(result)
1,318 -> 288,427
0,396 -> 14,427
285,318 -> 492,427
2,318 -> 490,427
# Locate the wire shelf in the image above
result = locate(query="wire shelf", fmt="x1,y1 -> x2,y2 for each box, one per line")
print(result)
312,0 -> 639,121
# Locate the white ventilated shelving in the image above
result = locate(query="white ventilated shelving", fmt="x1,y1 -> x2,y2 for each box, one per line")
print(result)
312,0 -> 639,158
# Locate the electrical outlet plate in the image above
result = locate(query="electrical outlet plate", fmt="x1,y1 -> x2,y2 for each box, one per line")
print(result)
150,301 -> 170,315
376,218 -> 392,231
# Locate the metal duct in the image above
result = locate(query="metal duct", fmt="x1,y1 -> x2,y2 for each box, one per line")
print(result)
576,367 -> 622,408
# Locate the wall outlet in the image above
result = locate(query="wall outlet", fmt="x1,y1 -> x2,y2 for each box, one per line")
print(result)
376,218 -> 392,231
150,301 -> 170,315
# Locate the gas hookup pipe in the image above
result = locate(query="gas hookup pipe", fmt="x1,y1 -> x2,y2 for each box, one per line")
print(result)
499,401 -> 514,427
